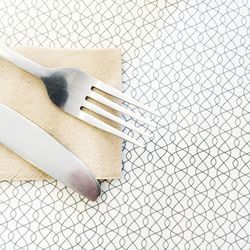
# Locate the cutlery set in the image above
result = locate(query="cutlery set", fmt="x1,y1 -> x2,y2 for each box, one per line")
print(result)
0,47 -> 157,200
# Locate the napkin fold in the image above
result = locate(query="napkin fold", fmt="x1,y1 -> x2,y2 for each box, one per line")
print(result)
0,47 -> 122,180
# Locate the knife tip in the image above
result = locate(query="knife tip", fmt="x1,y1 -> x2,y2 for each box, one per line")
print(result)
68,169 -> 101,201
88,183 -> 101,201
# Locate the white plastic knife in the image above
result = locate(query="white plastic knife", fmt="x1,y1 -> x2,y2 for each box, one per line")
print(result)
0,103 -> 101,201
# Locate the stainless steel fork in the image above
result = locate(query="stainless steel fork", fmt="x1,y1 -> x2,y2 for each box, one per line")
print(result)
0,47 -> 159,147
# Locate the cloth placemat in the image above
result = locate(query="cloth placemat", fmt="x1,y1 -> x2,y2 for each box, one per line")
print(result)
0,47 -> 122,180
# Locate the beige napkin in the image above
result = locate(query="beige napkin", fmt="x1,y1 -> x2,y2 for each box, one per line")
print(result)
0,47 -> 122,180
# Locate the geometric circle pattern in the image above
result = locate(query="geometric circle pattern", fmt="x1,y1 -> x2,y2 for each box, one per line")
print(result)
0,0 -> 249,249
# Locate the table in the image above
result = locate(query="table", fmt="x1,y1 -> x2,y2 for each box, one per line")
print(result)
0,0 -> 249,249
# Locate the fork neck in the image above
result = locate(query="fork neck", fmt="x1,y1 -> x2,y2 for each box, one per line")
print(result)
0,47 -> 50,78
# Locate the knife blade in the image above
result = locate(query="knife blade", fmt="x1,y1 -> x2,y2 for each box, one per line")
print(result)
0,103 -> 101,201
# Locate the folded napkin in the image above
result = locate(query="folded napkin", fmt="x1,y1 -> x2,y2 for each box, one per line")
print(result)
0,47 -> 122,180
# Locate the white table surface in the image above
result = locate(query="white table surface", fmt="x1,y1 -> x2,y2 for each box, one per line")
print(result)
0,0 -> 250,249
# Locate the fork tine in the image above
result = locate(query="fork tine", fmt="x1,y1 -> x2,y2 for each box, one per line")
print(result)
88,91 -> 156,127
76,110 -> 146,148
83,101 -> 152,138
93,81 -> 160,117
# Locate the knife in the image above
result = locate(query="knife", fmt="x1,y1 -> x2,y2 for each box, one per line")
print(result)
0,103 -> 101,201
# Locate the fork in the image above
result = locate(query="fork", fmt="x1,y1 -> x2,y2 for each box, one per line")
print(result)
0,47 -> 159,147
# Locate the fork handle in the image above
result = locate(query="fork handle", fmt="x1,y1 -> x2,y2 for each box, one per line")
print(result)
0,47 -> 49,78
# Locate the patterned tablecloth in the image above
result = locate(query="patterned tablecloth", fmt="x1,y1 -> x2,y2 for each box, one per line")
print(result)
0,0 -> 250,249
